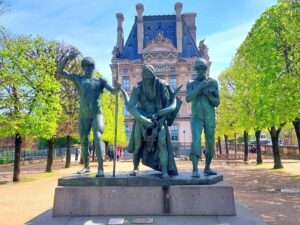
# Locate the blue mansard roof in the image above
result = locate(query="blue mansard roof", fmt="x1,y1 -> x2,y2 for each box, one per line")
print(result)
119,15 -> 200,59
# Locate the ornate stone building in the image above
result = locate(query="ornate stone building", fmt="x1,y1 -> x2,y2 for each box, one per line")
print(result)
111,2 -> 211,153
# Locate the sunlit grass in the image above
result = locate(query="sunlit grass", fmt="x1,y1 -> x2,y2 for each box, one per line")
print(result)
18,172 -> 58,183
253,161 -> 299,176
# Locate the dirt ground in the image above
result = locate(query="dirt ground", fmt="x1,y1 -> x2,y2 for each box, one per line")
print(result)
213,160 -> 300,225
0,159 -> 299,225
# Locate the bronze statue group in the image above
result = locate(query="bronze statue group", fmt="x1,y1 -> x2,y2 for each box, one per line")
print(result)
57,56 -> 219,179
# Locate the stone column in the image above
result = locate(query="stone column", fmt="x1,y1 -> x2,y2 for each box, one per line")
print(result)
116,13 -> 124,54
136,3 -> 144,54
175,2 -> 183,53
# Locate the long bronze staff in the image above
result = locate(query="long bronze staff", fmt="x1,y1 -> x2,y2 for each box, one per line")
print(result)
113,63 -> 119,177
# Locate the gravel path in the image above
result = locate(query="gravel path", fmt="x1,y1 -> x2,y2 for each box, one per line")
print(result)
0,160 -> 299,225
212,161 -> 300,225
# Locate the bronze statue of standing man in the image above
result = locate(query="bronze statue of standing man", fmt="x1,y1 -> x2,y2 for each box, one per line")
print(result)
186,58 -> 220,177
57,56 -> 120,177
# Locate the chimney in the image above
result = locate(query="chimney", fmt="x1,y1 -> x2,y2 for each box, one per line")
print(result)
116,13 -> 124,54
183,13 -> 197,43
136,3 -> 144,54
175,2 -> 183,53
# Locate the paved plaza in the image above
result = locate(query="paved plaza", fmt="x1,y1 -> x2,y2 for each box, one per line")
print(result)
0,160 -> 300,225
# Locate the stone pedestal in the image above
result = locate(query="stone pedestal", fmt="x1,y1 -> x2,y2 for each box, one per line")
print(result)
53,172 -> 236,216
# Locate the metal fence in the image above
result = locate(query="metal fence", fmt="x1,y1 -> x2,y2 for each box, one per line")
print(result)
0,148 -> 67,165
122,142 -> 300,160
227,144 -> 300,160
122,143 -> 192,160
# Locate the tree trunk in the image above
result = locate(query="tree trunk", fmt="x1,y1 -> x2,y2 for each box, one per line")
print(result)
104,141 -> 109,161
79,149 -> 83,165
45,137 -> 55,172
255,130 -> 262,164
13,133 -> 22,182
269,126 -> 283,169
217,136 -> 222,154
243,131 -> 249,161
234,133 -> 237,159
224,135 -> 229,154
92,140 -> 96,162
65,135 -> 71,168
292,118 -> 300,154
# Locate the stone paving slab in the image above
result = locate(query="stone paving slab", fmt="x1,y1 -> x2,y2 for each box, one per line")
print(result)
25,201 -> 267,225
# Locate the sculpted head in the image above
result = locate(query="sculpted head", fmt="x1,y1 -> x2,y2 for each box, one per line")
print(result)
81,57 -> 95,78
142,64 -> 155,80
194,58 -> 208,79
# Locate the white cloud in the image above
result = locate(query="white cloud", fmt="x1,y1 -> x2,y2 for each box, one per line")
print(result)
205,21 -> 254,79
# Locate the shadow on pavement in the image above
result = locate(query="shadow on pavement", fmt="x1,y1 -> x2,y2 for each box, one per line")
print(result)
25,209 -> 71,225
24,202 -> 267,225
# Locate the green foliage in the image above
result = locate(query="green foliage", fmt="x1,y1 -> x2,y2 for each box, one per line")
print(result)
55,44 -> 82,137
102,91 -> 127,146
238,1 -> 300,129
216,68 -> 241,138
217,1 -> 300,137
0,31 -> 62,139
38,136 -> 80,149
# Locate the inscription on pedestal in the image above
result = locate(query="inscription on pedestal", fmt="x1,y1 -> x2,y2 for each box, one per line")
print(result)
108,218 -> 124,225
132,218 -> 154,224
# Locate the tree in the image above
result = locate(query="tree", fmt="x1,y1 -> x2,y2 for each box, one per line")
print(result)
228,53 -> 264,163
55,43 -> 81,168
0,31 -> 61,181
255,130 -> 263,164
216,68 -> 240,155
45,137 -> 55,172
45,43 -> 81,173
241,1 -> 299,168
278,0 -> 300,153
224,134 -> 229,155
217,136 -> 222,155
292,119 -> 300,153
218,1 -> 300,168
102,90 -> 127,152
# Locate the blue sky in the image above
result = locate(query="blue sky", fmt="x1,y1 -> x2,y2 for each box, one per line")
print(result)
1,0 -> 277,81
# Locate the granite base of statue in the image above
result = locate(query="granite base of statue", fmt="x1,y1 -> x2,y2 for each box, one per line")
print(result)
53,171 -> 236,216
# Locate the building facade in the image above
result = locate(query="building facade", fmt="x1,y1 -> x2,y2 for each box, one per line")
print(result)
110,2 -> 211,154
